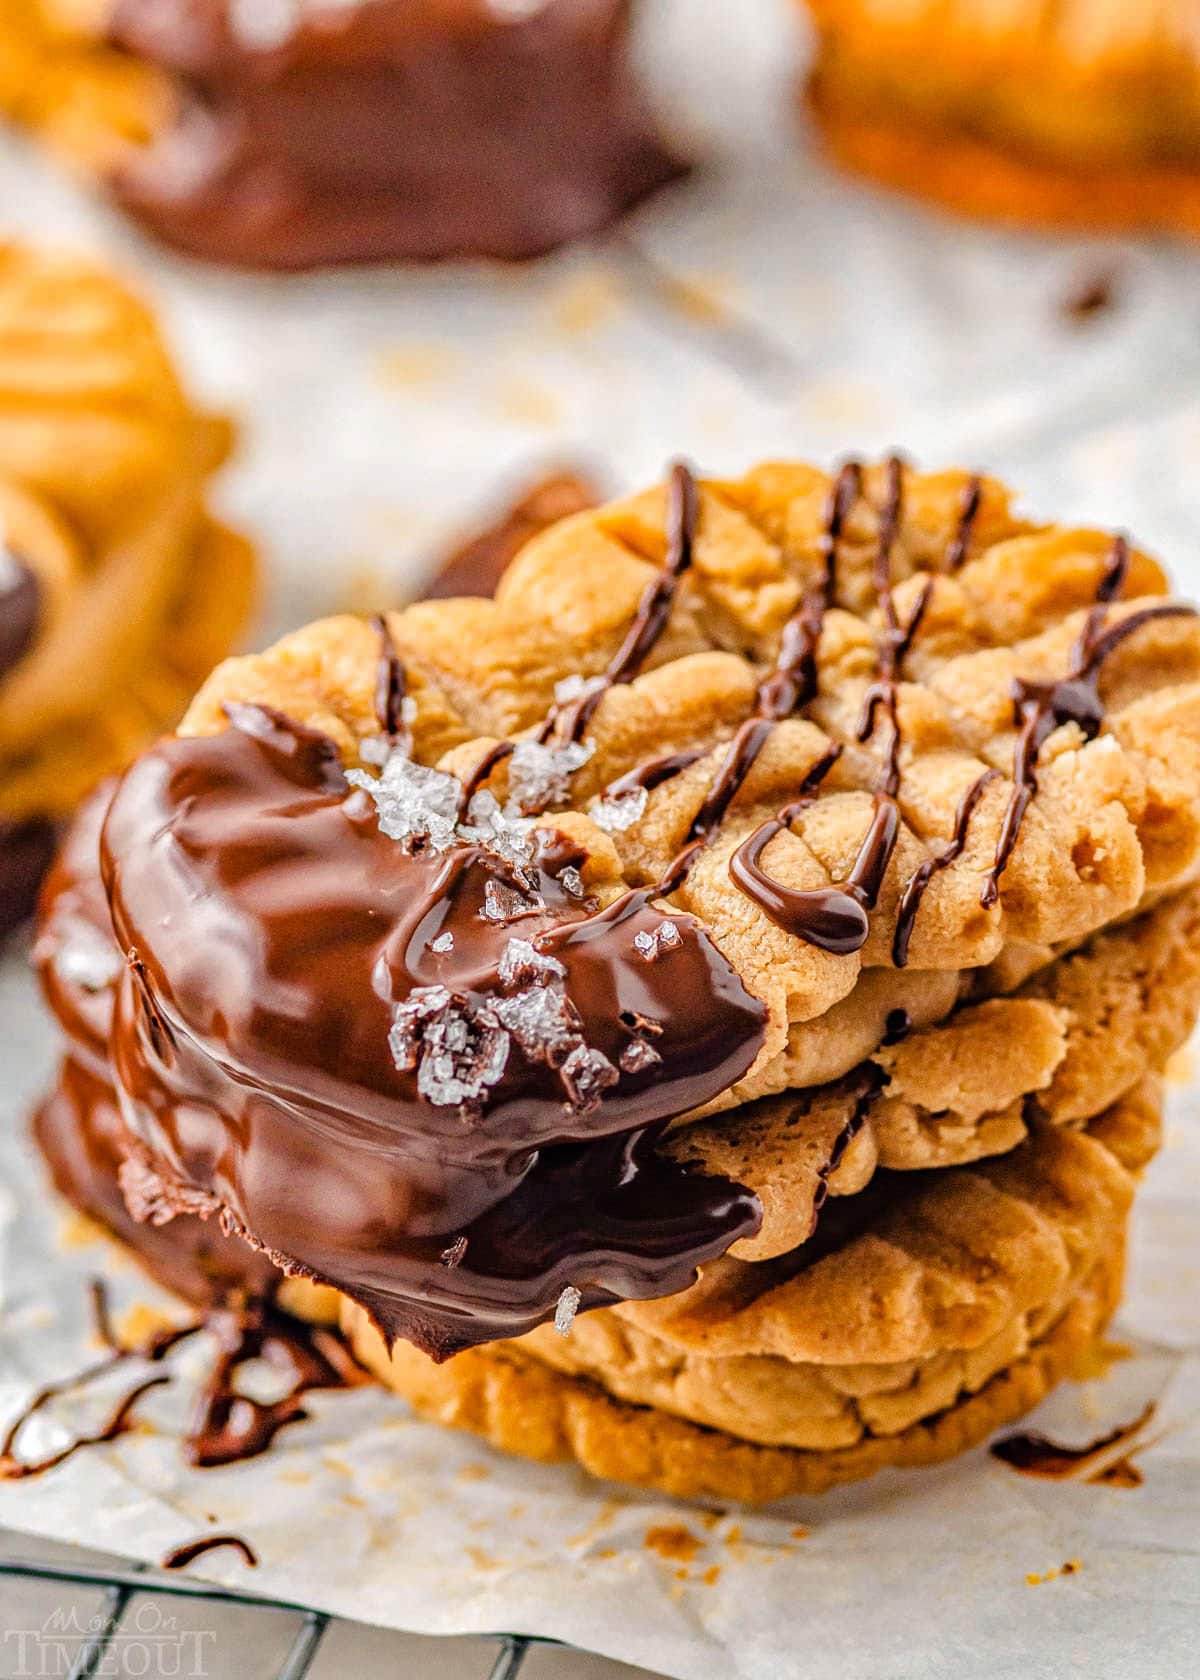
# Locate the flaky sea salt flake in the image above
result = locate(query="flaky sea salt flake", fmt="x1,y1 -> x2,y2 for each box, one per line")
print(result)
634,919 -> 683,962
508,738 -> 593,814
560,1044 -> 619,1110
590,786 -> 647,833
347,753 -> 461,850
482,879 -> 544,924
555,1285 -> 582,1336
498,937 -> 565,988
429,931 -> 454,954
620,1037 -> 661,1074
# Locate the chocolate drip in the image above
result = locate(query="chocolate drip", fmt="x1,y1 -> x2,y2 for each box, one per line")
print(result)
809,1067 -> 882,1233
990,1401 -> 1155,1483
162,1534 -> 258,1570
945,475 -> 982,572
0,1361 -> 168,1481
982,538 -> 1195,906
892,769 -> 1000,966
187,1300 -> 365,1468
728,748 -> 868,951
372,613 -> 409,749
547,460 -> 699,746
0,552 -> 40,680
728,458 -> 923,953
882,1007 -> 911,1044
102,701 -> 765,1358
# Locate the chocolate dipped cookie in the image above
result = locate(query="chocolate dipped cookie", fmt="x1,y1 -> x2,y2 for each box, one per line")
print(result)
31,456 -> 1200,1496
0,0 -> 684,268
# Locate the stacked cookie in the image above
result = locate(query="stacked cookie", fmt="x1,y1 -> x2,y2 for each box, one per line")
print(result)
0,242 -> 255,933
804,0 -> 1200,234
34,459 -> 1200,1501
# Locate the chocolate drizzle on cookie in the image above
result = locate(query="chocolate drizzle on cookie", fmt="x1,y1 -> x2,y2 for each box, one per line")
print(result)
544,460 -> 699,747
372,613 -> 410,752
892,769 -> 999,966
945,475 -> 982,573
981,538 -> 1195,906
727,457 -> 921,952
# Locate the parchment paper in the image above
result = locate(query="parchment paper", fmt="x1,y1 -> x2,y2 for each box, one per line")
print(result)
2,2 -> 1200,1674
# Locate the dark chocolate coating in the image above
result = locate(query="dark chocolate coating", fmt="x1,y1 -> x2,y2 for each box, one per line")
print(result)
107,0 -> 686,270
0,818 -> 58,940
101,709 -> 764,1358
32,783 -> 283,1304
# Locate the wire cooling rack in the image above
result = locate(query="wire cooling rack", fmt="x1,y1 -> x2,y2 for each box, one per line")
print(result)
0,1553 -> 547,1679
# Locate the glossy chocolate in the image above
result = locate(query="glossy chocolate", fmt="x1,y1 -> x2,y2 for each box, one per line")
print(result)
33,783 -> 283,1303
106,0 -> 685,270
101,704 -> 764,1357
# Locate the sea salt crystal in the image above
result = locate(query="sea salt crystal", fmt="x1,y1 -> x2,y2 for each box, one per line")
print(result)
560,1044 -> 620,1109
492,985 -> 579,1061
558,866 -> 585,898
554,1285 -> 582,1337
553,673 -> 599,707
482,879 -> 544,924
347,753 -> 461,850
441,1235 -> 468,1269
633,920 -> 684,962
460,789 -> 537,873
507,738 -> 593,814
54,925 -> 124,993
498,937 -> 565,989
590,785 -> 647,834
429,932 -> 454,954
619,1037 -> 662,1074
388,986 -> 510,1108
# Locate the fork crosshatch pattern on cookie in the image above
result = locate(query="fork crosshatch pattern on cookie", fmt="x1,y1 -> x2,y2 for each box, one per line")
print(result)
70,457 -> 1200,1372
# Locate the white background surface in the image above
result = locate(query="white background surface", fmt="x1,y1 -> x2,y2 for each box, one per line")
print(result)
1,1 -> 1200,1675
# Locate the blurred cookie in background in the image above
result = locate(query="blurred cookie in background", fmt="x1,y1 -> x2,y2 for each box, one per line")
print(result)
0,0 -> 686,269
804,0 -> 1200,234
0,242 -> 255,935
